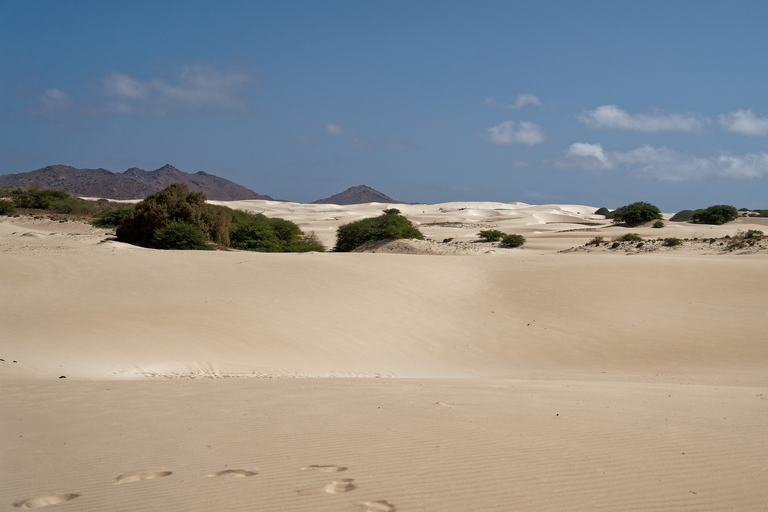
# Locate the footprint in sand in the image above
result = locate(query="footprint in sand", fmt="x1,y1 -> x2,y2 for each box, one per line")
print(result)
13,493 -> 79,509
206,469 -> 257,478
359,500 -> 396,512
324,478 -> 356,494
114,470 -> 172,484
301,464 -> 347,473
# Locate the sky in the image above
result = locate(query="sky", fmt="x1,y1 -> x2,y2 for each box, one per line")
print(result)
2,0 -> 768,211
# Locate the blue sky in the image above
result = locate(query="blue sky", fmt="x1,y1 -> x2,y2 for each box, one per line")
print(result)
2,0 -> 768,210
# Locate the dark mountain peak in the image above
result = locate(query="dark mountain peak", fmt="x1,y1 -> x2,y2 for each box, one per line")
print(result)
195,171 -> 211,176
312,185 -> 403,205
0,164 -> 272,201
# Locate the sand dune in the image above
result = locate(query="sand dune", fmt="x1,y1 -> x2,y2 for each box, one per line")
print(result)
2,202 -> 767,511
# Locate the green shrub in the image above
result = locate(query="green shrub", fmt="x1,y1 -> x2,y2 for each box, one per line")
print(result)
10,187 -> 70,209
611,202 -> 663,226
670,210 -> 697,222
335,209 -> 423,252
92,207 -> 135,228
744,229 -> 764,239
691,205 -> 739,225
594,207 -> 612,218
613,233 -> 643,242
0,199 -> 16,215
587,236 -> 604,246
116,183 -> 231,248
663,237 -> 682,247
502,234 -> 525,247
478,229 -> 505,242
226,209 -> 325,252
652,220 -> 664,228
152,222 -> 213,250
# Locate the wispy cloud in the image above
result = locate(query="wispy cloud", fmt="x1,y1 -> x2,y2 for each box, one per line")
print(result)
325,123 -> 374,149
483,93 -> 542,110
719,109 -> 768,136
578,105 -> 707,132
485,121 -> 544,146
554,142 -> 768,180
102,64 -> 255,114
34,88 -> 77,114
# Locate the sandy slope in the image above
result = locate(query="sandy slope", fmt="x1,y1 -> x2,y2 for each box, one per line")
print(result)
2,203 -> 767,511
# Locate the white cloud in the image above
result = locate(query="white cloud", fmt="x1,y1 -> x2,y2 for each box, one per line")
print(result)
35,88 -> 76,113
484,93 -> 542,110
719,109 -> 768,136
325,123 -> 343,135
554,142 -> 768,181
578,105 -> 707,132
101,64 -> 255,114
485,121 -> 544,146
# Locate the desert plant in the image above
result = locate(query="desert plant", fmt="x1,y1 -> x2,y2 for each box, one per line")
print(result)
691,205 -> 739,225
743,229 -> 764,239
594,207 -> 612,218
478,229 -> 505,242
663,237 -> 682,247
152,222 -> 213,250
10,187 -> 71,209
226,209 -> 325,252
0,199 -> 16,215
335,209 -> 423,252
669,210 -> 698,222
611,201 -> 663,226
613,233 -> 643,242
586,236 -> 604,246
502,234 -> 525,247
652,220 -> 664,228
116,183 -> 231,248
92,207 -> 135,228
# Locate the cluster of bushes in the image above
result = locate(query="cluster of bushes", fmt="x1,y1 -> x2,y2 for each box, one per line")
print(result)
610,202 -> 663,226
0,185 -> 131,217
670,205 -> 740,224
477,229 -> 526,247
334,209 -> 423,252
113,183 -> 325,252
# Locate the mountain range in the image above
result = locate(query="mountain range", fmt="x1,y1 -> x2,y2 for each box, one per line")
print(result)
0,165 -> 405,204
0,164 -> 272,201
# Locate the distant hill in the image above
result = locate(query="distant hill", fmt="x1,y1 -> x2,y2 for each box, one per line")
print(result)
312,185 -> 404,205
0,164 -> 273,201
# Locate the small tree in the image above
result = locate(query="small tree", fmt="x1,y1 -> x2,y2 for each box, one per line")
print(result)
502,234 -> 525,247
691,205 -> 739,225
477,229 -> 505,242
611,202 -> 662,226
335,209 -> 423,252
0,199 -> 15,215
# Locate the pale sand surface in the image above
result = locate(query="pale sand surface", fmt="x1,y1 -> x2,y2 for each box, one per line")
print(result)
2,202 -> 767,511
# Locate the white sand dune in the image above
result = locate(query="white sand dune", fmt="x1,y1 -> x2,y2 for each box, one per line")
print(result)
2,202 -> 767,511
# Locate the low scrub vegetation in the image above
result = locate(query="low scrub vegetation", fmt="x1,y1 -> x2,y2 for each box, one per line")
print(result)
653,220 -> 664,228
152,222 -> 214,250
611,202 -> 662,226
663,237 -> 683,247
502,234 -> 526,247
477,229 -> 506,242
0,199 -> 16,215
335,208 -> 423,252
92,207 -> 135,228
613,233 -> 643,242
594,207 -> 612,218
691,205 -> 739,225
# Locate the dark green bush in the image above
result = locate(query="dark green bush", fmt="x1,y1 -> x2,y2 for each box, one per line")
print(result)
652,220 -> 664,228
0,199 -> 16,215
670,210 -> 697,222
335,209 -> 423,252
594,207 -> 612,218
226,209 -> 325,252
502,234 -> 526,247
92,207 -> 135,228
664,237 -> 683,247
10,187 -> 70,209
116,183 -> 231,248
152,222 -> 213,250
691,205 -> 739,225
611,202 -> 662,226
478,229 -> 505,242
613,233 -> 643,242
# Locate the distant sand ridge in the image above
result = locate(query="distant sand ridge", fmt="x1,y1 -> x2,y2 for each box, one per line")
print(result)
2,200 -> 767,511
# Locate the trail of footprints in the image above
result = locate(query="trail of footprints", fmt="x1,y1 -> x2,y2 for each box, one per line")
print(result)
13,464 -> 395,511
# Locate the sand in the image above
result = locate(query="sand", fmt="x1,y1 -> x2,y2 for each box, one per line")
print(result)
2,202 -> 767,511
